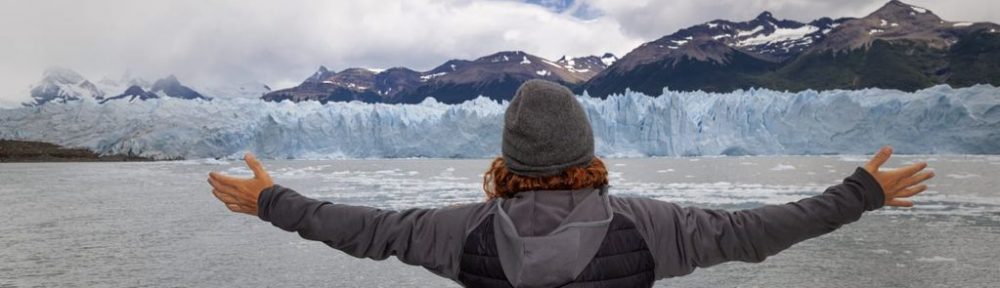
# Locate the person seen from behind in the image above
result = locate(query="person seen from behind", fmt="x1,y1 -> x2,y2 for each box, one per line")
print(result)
208,79 -> 934,287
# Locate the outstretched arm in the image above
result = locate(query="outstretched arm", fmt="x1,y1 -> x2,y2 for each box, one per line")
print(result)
620,146 -> 934,280
206,153 -> 489,280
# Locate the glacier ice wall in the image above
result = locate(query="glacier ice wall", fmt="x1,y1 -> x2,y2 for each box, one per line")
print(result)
1,85 -> 999,159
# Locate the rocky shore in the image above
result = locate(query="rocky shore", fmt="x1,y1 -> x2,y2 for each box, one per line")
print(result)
0,140 -> 154,162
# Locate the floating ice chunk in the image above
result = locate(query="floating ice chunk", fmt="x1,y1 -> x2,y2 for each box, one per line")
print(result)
916,256 -> 956,262
945,173 -> 979,179
535,70 -> 551,76
872,249 -> 892,254
174,158 -> 231,165
770,164 -> 796,171
839,156 -> 870,162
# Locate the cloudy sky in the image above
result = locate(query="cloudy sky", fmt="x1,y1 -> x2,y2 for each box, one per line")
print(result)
0,0 -> 997,106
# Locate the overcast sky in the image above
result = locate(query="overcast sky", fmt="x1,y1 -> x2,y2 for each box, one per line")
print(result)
0,0 -> 997,106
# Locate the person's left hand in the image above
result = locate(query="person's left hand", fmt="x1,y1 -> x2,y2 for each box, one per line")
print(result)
208,153 -> 273,215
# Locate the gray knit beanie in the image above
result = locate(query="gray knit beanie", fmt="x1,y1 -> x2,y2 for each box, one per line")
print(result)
502,79 -> 594,177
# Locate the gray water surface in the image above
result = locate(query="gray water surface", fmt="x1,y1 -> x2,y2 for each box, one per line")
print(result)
2,155 -> 999,287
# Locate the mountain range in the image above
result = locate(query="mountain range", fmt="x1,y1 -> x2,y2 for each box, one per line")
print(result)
23,1 -> 1000,106
584,0 -> 1000,97
24,68 -> 270,106
261,51 -> 618,104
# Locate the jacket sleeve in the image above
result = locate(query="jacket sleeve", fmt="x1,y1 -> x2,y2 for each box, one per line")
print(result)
256,184 -> 490,281
618,167 -> 885,280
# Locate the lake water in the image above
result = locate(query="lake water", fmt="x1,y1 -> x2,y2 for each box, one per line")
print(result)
2,155 -> 999,287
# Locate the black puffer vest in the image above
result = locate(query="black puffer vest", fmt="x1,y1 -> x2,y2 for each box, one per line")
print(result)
458,213 -> 655,287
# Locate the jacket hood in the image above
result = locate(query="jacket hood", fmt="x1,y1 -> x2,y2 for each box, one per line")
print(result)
493,185 -> 613,288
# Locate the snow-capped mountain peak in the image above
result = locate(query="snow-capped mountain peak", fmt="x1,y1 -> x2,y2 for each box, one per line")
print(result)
41,66 -> 86,84
305,66 -> 334,83
23,67 -> 105,106
607,9 -> 847,73
600,53 -> 618,66
19,68 -> 214,105
810,0 -> 998,52
555,53 -> 617,77
755,11 -> 776,22
99,75 -> 210,103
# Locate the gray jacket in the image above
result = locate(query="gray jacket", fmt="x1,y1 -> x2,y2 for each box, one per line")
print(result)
257,167 -> 884,287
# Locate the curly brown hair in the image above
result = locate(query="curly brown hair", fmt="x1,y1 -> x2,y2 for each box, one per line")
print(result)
482,157 -> 608,199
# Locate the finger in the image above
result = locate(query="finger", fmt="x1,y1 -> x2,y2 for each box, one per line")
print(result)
208,178 -> 241,196
885,198 -> 914,207
212,189 -> 240,204
209,171 -> 248,184
865,146 -> 893,172
216,189 -> 255,207
228,203 -> 254,214
244,153 -> 270,180
898,171 -> 935,188
892,162 -> 928,178
226,203 -> 243,212
896,184 -> 928,198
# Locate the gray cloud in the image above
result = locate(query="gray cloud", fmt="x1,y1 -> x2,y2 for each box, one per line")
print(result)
0,0 -> 996,106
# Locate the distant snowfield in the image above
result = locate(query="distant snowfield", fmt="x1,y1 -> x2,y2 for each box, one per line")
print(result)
1,85 -> 1000,159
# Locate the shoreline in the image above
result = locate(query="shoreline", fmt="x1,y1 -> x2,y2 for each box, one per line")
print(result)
0,140 -> 157,162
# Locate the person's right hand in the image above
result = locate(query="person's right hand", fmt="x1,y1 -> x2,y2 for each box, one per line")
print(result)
863,146 -> 935,207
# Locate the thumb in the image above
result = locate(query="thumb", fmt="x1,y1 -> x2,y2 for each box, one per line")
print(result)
244,153 -> 269,180
865,146 -> 893,172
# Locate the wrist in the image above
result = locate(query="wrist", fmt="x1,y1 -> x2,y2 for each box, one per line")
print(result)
852,167 -> 885,211
257,184 -> 281,221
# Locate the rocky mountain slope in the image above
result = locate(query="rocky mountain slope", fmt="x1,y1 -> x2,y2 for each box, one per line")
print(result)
583,0 -> 1000,97
262,51 -> 618,104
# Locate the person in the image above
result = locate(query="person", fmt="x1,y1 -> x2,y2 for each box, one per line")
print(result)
207,79 -> 934,288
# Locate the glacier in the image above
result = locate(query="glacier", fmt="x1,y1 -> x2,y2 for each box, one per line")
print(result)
1,85 -> 999,159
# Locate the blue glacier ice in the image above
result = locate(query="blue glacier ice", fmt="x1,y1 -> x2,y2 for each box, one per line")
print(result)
1,85 -> 999,159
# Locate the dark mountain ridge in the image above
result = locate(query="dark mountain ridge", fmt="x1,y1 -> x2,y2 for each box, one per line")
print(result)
262,51 -> 618,104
